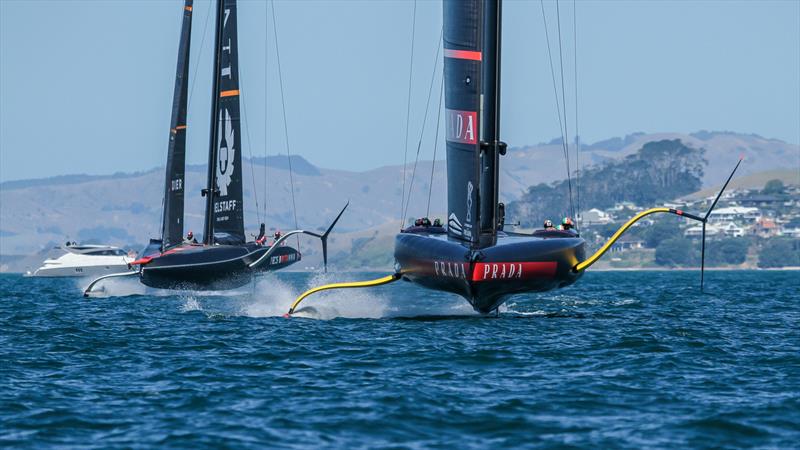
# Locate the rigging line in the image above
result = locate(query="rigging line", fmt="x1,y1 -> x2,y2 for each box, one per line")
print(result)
426,75 -> 445,218
573,0 -> 581,230
270,0 -> 300,250
229,2 -> 260,227
540,0 -> 573,222
556,0 -> 575,222
399,0 -> 417,229
187,0 -> 213,108
539,1 -> 568,172
240,78 -> 262,226
263,0 -> 269,222
403,27 -> 443,222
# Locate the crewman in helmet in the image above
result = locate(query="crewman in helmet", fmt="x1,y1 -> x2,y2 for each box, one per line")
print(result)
184,231 -> 198,244
560,217 -> 575,231
543,219 -> 555,230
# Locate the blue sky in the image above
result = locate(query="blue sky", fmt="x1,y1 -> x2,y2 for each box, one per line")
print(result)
1,0 -> 798,182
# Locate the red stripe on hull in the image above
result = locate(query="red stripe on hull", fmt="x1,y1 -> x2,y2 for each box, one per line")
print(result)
471,262 -> 557,282
444,49 -> 482,61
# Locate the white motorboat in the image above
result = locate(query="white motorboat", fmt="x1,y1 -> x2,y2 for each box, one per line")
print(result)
27,244 -> 136,278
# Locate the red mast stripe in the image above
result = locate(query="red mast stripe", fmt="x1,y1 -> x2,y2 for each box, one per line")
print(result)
444,49 -> 482,61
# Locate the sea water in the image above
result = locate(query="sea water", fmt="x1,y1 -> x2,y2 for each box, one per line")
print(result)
1,271 -> 798,448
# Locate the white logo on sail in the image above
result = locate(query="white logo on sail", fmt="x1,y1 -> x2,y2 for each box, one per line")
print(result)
466,181 -> 474,223
448,213 -> 464,236
216,108 -> 235,197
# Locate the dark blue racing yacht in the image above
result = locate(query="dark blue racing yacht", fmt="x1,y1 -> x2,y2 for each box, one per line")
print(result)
85,0 -> 344,296
392,0 -> 584,313
285,0 -> 739,316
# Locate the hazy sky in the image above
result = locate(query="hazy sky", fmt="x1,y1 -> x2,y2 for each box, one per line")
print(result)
1,0 -> 798,182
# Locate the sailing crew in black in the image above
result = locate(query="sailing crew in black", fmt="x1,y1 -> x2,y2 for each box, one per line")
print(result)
544,220 -> 555,230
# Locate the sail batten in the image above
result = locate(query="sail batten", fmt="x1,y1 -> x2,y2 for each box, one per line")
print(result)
161,0 -> 193,250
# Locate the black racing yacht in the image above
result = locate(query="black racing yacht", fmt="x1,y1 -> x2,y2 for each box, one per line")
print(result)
285,0 -> 739,316
85,0 -> 345,296
393,0 -> 584,313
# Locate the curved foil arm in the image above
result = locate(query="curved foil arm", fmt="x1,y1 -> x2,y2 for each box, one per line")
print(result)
286,273 -> 401,316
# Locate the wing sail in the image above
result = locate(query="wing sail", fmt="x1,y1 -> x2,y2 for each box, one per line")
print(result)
205,0 -> 245,245
443,0 -> 483,244
161,0 -> 193,249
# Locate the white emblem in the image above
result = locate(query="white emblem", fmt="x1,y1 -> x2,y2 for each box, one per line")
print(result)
466,181 -> 473,223
448,213 -> 464,236
216,108 -> 235,197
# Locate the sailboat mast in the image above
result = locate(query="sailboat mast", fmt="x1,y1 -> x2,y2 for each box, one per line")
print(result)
202,0 -> 224,245
478,0 -> 503,240
161,0 -> 193,250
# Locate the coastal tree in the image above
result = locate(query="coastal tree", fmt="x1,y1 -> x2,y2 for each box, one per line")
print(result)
762,179 -> 785,195
758,238 -> 800,268
509,139 -> 706,228
655,237 -> 698,267
706,238 -> 749,266
643,216 -> 684,248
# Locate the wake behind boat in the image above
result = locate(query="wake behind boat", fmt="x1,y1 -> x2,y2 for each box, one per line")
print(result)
84,0 -> 345,296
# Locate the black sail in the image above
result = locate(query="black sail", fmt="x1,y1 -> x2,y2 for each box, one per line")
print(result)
443,0 -> 503,246
161,0 -> 193,250
443,0 -> 483,244
204,0 -> 245,245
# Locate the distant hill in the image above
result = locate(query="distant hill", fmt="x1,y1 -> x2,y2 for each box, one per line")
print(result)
686,168 -> 800,200
503,130 -> 797,197
1,131 -> 796,272
508,139 -> 706,228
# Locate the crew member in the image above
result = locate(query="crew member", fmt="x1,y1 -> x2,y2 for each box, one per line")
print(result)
255,224 -> 267,245
560,217 -> 575,231
184,231 -> 198,244
543,219 -> 555,230
273,230 -> 282,245
433,218 -> 442,227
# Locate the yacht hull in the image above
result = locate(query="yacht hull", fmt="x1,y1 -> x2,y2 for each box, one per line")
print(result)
30,264 -> 133,278
140,243 -> 300,290
394,231 -> 585,313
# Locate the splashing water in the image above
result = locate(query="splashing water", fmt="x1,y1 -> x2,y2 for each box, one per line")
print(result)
80,271 -> 482,320
237,272 -> 480,320
76,276 -> 148,298
180,296 -> 202,312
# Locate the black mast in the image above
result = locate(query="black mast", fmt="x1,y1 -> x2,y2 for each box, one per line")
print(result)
161,0 -> 193,250
442,0 -> 483,246
478,0 -> 503,243
202,0 -> 223,245
443,0 -> 504,247
202,0 -> 246,246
